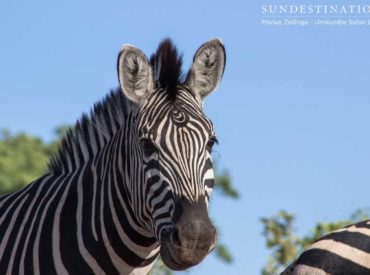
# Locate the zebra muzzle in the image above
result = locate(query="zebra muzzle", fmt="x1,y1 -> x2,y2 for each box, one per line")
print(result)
159,200 -> 217,270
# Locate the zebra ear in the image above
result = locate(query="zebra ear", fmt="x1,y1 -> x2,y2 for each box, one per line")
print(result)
185,38 -> 226,100
117,45 -> 154,104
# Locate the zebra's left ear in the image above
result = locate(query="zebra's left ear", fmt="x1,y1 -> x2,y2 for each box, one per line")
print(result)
185,38 -> 226,100
117,44 -> 154,104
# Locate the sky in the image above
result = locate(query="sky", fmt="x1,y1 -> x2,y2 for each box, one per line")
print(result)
1,0 -> 370,274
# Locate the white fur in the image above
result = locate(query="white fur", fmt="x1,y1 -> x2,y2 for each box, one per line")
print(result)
118,45 -> 154,104
306,239 -> 370,269
186,38 -> 226,101
292,264 -> 329,275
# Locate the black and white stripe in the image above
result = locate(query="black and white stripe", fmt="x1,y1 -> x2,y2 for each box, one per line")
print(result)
0,38 -> 226,274
282,220 -> 370,275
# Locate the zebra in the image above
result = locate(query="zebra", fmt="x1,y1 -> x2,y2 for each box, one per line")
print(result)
281,220 -> 370,275
0,38 -> 226,274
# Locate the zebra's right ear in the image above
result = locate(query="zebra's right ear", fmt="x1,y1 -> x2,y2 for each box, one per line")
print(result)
117,45 -> 154,104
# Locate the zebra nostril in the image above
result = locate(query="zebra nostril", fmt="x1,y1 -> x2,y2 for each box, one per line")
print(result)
172,220 -> 216,252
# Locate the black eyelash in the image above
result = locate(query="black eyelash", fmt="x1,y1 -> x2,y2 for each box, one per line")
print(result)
211,136 -> 219,145
207,136 -> 218,151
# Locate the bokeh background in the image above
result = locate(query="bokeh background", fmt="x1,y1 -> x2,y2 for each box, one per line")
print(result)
1,0 -> 370,274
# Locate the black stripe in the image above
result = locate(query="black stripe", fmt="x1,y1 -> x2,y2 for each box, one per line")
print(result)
80,164 -> 119,275
0,194 -> 32,274
297,248 -> 370,275
38,175 -> 73,274
60,169 -> 94,274
23,175 -> 63,274
345,220 -> 370,230
10,177 -> 52,274
103,172 -> 155,268
318,231 -> 370,253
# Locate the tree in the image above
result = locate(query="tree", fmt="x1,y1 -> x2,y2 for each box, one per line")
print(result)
0,127 -> 239,274
261,209 -> 370,275
0,130 -> 51,194
0,126 -> 69,194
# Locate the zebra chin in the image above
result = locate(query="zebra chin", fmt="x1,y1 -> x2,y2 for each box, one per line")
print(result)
159,234 -> 216,271
158,210 -> 217,270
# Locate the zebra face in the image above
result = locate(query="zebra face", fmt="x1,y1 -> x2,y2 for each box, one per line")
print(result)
118,38 -> 226,270
138,90 -> 219,270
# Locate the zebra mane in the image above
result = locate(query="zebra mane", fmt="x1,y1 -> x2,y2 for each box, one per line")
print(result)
150,38 -> 184,99
48,89 -> 131,174
49,39 -> 184,174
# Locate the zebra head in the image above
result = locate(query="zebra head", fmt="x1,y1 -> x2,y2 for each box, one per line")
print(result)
117,38 -> 226,270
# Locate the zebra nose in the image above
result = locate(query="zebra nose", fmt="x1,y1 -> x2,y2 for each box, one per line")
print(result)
173,219 -> 217,255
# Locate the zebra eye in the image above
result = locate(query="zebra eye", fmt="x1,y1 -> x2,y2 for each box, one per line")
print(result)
206,136 -> 218,152
141,139 -> 157,157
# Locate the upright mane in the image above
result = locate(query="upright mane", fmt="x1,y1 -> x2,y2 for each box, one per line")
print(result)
48,89 -> 131,174
150,38 -> 184,99
49,38 -> 184,174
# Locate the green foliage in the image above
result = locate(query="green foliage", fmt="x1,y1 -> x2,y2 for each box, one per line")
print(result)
0,127 -> 238,274
261,210 -> 300,275
216,243 -> 233,263
0,125 -> 72,195
0,129 -> 55,194
214,168 -> 239,199
53,125 -> 71,138
261,209 -> 370,275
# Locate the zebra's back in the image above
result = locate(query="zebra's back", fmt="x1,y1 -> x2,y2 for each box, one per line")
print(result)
283,220 -> 370,275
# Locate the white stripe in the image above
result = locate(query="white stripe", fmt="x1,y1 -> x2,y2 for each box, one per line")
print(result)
115,163 -> 154,238
91,165 -> 98,241
76,165 -> 105,274
108,176 -> 158,258
150,188 -> 172,214
110,142 -> 158,255
293,264 -> 328,275
0,194 -> 29,268
99,165 -> 135,274
152,199 -> 173,220
334,225 -> 370,237
32,173 -> 71,274
0,181 -> 32,209
307,239 -> 370,269
52,172 -> 78,274
20,174 -> 61,275
7,175 -> 53,274
0,191 -> 26,227
32,172 -> 72,275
